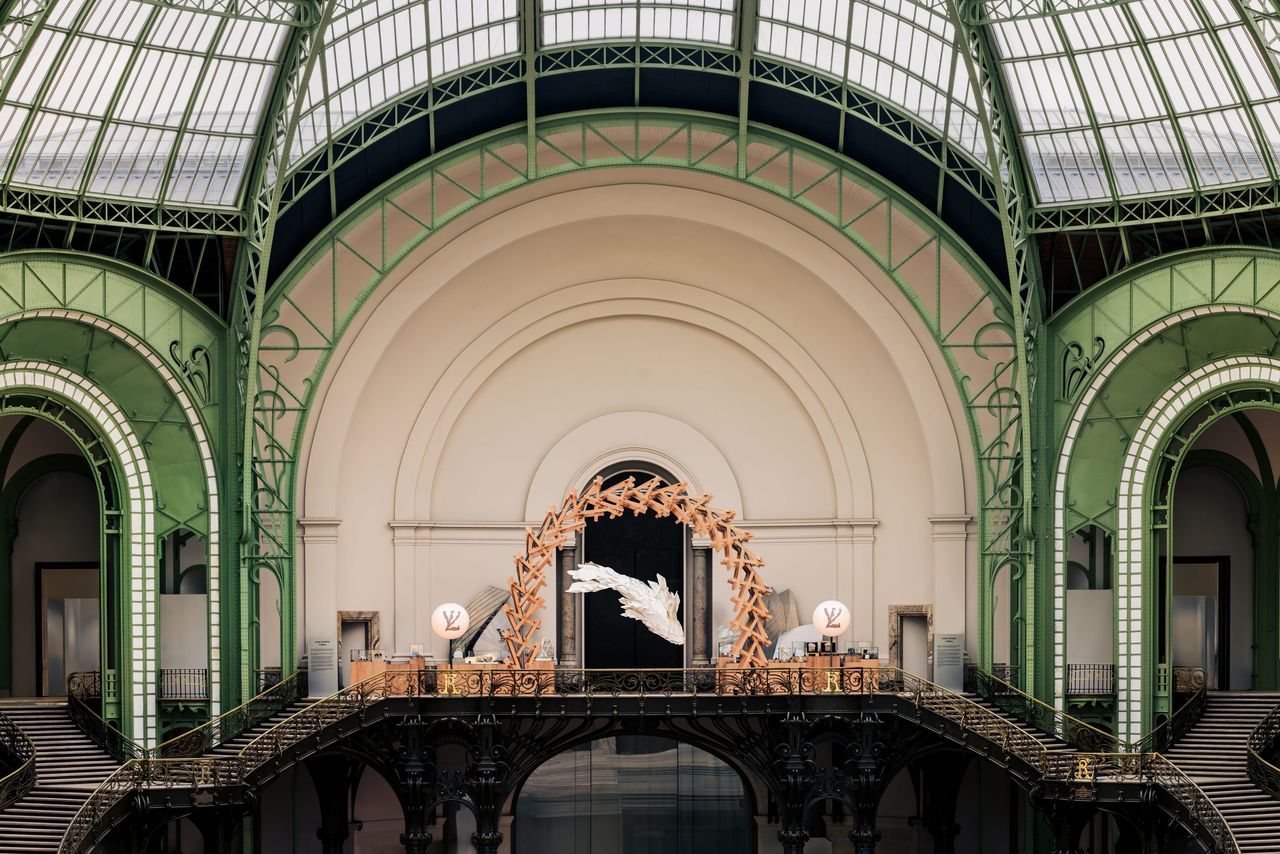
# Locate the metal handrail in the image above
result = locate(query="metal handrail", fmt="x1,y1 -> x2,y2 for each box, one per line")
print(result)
149,668 -> 308,758
1245,699 -> 1280,798
57,665 -> 1240,854
65,672 -> 145,763
1132,669 -> 1208,755
1147,753 -> 1240,853
0,710 -> 36,810
969,667 -> 1125,752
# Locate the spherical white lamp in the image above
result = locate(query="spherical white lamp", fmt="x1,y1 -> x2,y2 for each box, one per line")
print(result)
431,603 -> 470,640
812,600 -> 850,638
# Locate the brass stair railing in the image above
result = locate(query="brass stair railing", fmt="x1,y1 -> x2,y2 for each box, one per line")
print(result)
0,711 -> 36,810
57,665 -> 1240,854
968,667 -> 1125,752
150,668 -> 308,758
66,672 -> 145,763
1132,668 -> 1208,755
1246,700 -> 1280,797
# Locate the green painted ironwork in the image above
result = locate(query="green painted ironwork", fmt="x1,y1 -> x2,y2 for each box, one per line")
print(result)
946,0 -> 1042,688
233,0 -> 334,700
0,252 -> 228,731
250,110 -> 1016,683
1052,248 -> 1280,731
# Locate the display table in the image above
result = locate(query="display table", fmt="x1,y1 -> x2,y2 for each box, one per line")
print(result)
350,656 -> 429,686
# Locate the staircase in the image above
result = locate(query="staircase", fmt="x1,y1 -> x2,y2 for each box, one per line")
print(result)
0,701 -> 119,852
207,699 -> 314,757
962,693 -> 1083,756
1163,692 -> 1280,853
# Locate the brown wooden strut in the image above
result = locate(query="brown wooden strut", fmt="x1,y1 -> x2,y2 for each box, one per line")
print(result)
503,476 -> 773,668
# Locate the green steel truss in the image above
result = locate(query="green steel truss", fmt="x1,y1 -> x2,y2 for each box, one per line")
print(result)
250,112 -> 1017,681
233,0 -> 336,697
948,0 -> 1041,684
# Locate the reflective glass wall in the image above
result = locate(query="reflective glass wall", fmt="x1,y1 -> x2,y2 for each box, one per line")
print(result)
515,735 -> 751,853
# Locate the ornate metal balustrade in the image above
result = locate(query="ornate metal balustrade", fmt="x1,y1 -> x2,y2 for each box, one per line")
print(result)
1132,670 -> 1208,755
0,710 -> 35,811
58,665 -> 1241,854
157,669 -> 209,702
1246,700 -> 1280,797
968,667 -> 1123,753
151,669 -> 308,759
1065,664 -> 1115,696
66,672 -> 145,763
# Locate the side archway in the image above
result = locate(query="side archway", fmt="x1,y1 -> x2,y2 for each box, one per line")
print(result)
0,361 -> 157,743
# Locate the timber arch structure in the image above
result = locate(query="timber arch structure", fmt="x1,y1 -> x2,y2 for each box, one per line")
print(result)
504,474 -> 773,667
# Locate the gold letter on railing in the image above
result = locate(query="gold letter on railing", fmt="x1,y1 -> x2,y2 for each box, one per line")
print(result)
440,672 -> 462,696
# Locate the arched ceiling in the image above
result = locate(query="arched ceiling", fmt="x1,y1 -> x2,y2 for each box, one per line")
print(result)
0,0 -> 1278,281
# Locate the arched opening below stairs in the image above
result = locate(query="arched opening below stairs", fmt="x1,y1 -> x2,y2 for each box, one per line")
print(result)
513,735 -> 751,852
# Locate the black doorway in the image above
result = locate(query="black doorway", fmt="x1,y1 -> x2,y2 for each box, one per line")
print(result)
583,471 -> 685,669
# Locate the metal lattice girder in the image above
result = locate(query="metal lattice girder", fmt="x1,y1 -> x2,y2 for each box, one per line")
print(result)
964,0 -> 1139,24
129,0 -> 317,24
234,0 -> 335,695
946,0 -> 1042,686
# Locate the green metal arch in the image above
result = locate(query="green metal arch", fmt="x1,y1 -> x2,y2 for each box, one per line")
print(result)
253,110 -> 1016,679
0,251 -> 226,421
1143,385 -> 1280,721
0,396 -> 128,724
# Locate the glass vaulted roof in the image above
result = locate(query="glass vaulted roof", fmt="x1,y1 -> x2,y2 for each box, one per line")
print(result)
1,0 -> 1279,214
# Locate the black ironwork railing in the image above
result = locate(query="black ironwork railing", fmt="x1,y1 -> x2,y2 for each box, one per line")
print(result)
962,662 -> 1020,693
158,669 -> 208,701
1132,669 -> 1208,755
0,710 -> 36,811
1066,663 -> 1114,695
1246,700 -> 1280,797
969,667 -> 1124,752
255,668 -> 282,693
58,665 -> 1241,854
66,671 -> 145,763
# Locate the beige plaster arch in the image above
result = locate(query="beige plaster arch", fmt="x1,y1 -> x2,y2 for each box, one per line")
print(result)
524,410 -> 743,521
401,281 -> 858,521
298,176 -> 973,523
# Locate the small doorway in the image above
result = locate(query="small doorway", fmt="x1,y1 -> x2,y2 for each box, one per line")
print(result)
582,470 -> 686,670
889,604 -> 933,680
38,563 -> 100,696
1170,557 -> 1230,690
336,611 -> 379,688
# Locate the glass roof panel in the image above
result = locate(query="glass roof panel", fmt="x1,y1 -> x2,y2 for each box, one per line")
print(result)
755,0 -> 983,158
992,0 -> 1280,204
286,0 -> 520,166
0,0 -> 290,207
2,0 -> 1279,215
541,0 -> 735,48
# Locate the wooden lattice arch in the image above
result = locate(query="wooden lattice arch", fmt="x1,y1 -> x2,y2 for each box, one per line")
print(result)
503,476 -> 773,668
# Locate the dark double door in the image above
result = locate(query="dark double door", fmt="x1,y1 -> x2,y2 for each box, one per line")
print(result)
582,475 -> 685,670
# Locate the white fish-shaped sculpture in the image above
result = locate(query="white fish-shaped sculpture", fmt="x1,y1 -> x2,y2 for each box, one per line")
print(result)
567,562 -> 685,646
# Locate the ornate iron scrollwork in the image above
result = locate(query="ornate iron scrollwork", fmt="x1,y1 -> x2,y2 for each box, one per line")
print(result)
1062,336 -> 1105,400
169,341 -> 213,406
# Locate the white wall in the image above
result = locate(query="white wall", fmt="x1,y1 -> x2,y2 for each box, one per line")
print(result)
159,595 -> 208,669
291,172 -> 983,672
1065,589 -> 1113,665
